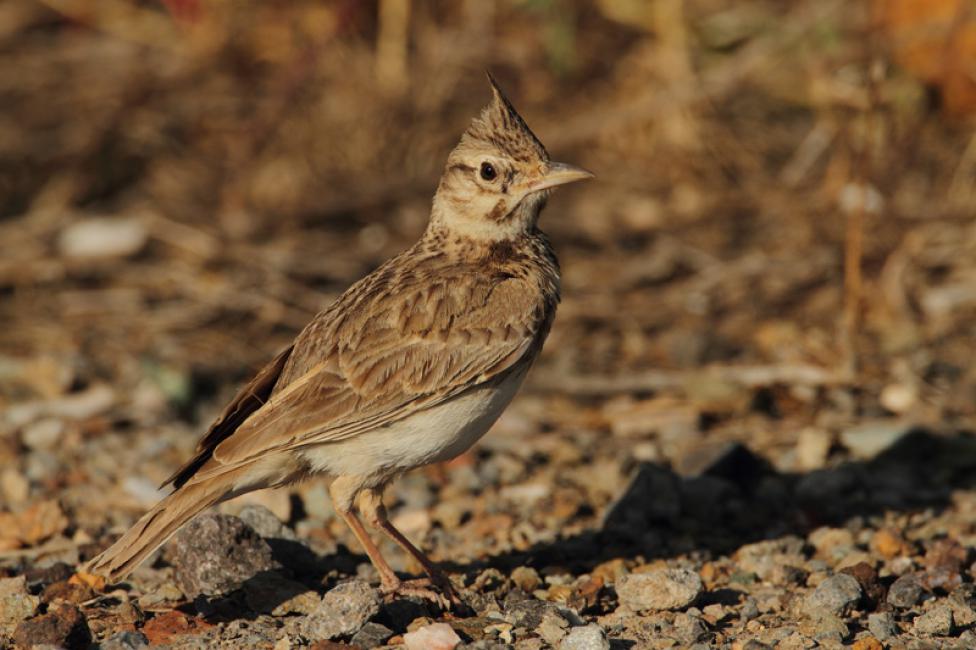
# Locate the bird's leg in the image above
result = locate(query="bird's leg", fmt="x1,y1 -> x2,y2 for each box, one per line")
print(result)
359,488 -> 462,608
330,492 -> 400,591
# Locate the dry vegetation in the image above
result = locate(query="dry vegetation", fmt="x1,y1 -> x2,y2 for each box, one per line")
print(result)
2,1 -> 976,648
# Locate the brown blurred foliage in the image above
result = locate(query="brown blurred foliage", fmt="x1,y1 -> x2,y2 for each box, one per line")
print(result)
1,0 -> 976,429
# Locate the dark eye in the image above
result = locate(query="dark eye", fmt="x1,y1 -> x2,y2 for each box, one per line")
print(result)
480,162 -> 497,181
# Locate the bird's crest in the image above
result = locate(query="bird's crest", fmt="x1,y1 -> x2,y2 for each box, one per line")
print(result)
459,72 -> 549,163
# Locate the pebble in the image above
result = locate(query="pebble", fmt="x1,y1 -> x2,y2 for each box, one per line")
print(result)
351,622 -> 394,648
171,514 -> 276,598
402,621 -> 462,650
12,603 -> 91,650
558,624 -> 610,650
867,612 -> 898,641
839,421 -> 908,459
98,630 -> 150,649
615,568 -> 703,611
0,576 -> 39,633
913,604 -> 953,636
238,504 -> 299,541
887,573 -> 924,609
58,216 -> 148,260
301,580 -> 379,641
511,566 -> 542,592
803,573 -> 862,618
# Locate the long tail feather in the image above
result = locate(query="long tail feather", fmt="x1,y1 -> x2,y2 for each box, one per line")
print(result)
87,477 -> 234,582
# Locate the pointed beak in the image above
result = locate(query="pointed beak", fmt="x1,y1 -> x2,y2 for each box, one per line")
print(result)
527,161 -> 595,193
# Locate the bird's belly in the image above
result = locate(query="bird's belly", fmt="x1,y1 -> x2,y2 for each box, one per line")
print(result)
301,366 -> 528,479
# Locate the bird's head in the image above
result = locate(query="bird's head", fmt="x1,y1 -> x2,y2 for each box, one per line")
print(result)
431,74 -> 592,241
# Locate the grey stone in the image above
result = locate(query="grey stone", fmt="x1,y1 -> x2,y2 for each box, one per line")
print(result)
97,630 -> 150,649
558,624 -> 610,650
867,611 -> 898,641
803,574 -> 862,618
502,596 -> 562,628
536,610 -> 569,645
351,621 -> 394,648
616,568 -> 703,611
811,612 -> 849,643
301,579 -> 379,641
887,573 -> 924,609
0,576 -> 40,633
171,514 -> 276,598
237,504 -> 298,541
914,605 -> 953,636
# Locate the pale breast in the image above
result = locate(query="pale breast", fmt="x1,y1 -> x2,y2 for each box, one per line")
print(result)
299,364 -> 529,480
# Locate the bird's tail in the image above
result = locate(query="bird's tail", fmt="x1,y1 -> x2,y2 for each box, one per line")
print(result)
87,474 -> 237,582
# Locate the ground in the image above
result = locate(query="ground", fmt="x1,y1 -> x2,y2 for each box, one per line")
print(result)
2,1 -> 976,649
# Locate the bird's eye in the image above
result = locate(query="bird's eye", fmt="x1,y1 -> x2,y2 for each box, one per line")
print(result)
480,162 -> 497,181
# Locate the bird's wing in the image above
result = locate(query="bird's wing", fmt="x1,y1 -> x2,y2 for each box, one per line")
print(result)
190,269 -> 551,477
162,344 -> 294,489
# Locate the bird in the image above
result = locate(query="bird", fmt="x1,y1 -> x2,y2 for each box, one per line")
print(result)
87,73 -> 593,606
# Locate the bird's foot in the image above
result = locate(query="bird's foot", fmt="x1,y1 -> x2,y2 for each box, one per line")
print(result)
380,575 -> 463,610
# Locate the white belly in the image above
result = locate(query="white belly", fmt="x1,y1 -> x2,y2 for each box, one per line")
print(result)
300,366 -> 528,480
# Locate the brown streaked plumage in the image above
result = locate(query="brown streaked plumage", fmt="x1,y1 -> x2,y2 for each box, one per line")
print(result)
87,74 -> 592,606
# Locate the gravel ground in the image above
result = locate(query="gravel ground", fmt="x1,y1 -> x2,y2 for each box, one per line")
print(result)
2,371 -> 976,648
4,2 -> 976,649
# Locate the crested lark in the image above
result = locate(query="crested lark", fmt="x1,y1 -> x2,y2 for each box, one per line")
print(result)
88,74 -> 592,605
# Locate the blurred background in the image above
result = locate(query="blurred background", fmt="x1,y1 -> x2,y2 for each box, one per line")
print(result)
2,0 -> 976,589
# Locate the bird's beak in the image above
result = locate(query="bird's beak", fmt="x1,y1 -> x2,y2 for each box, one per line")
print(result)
527,162 -> 595,193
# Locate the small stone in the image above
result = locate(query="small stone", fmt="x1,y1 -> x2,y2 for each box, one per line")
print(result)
98,630 -> 150,649
242,572 -> 319,616
0,576 -> 39,633
302,580 -> 379,641
237,504 -> 298,541
511,566 -> 542,592
867,612 -> 898,641
558,623 -> 610,650
803,574 -> 862,618
171,514 -> 276,598
616,568 -> 703,611
795,427 -> 831,470
914,604 -> 953,636
839,421 -> 908,459
502,596 -> 561,628
871,528 -> 910,559
12,603 -> 91,650
851,637 -> 883,650
351,622 -> 394,648
537,610 -> 570,645
40,580 -> 93,605
812,612 -> 849,642
887,573 -> 924,609
402,622 -> 462,650
949,584 -> 976,626
58,216 -> 148,260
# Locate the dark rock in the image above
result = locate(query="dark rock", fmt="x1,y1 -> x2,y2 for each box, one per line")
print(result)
351,621 -> 394,648
13,603 -> 91,650
301,580 -> 379,641
887,573 -> 924,609
22,562 -> 73,590
40,580 -> 94,605
501,594 -> 562,628
171,514 -> 276,598
803,574 -> 862,618
840,562 -> 883,609
98,630 -> 150,649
